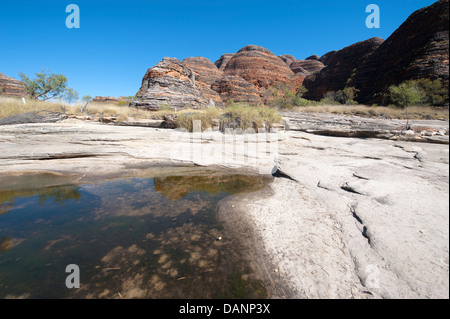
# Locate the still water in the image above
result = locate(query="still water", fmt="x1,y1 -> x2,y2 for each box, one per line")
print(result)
0,171 -> 272,299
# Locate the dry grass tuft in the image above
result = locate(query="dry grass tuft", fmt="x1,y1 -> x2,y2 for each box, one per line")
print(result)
290,104 -> 449,120
0,96 -> 67,119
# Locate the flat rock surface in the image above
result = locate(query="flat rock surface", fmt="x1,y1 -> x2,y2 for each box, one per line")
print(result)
282,111 -> 449,143
0,117 -> 448,299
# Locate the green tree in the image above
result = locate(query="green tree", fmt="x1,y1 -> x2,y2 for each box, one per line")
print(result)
387,81 -> 426,108
82,95 -> 93,103
387,81 -> 425,129
413,78 -> 448,106
19,69 -> 73,101
64,88 -> 79,104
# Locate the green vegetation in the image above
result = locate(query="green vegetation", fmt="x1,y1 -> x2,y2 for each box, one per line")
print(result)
322,87 -> 359,105
82,95 -> 93,103
265,83 -> 311,109
387,79 -> 448,108
19,70 -> 77,102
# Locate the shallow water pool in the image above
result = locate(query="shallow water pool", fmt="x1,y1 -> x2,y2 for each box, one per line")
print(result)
0,170 -> 272,299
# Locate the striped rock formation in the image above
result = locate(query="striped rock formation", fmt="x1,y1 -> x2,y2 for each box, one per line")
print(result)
303,37 -> 384,101
353,0 -> 449,104
214,54 -> 235,71
223,45 -> 295,90
0,73 -> 27,97
130,57 -> 208,111
182,57 -> 224,107
290,60 -> 325,75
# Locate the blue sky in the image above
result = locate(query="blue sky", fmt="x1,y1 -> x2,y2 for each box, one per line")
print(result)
0,0 -> 437,99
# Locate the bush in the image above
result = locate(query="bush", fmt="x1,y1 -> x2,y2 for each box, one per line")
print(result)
320,87 -> 358,105
387,79 -> 448,107
414,78 -> 448,106
222,103 -> 281,131
175,107 -> 221,132
265,84 -> 313,109
387,81 -> 425,108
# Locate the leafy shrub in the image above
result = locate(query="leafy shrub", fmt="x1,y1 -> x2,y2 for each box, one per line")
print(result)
265,84 -> 313,108
387,81 -> 425,108
413,78 -> 448,106
387,79 -> 448,107
320,87 -> 358,105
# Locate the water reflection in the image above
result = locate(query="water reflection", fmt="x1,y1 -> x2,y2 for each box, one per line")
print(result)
0,236 -> 12,253
154,174 -> 271,201
38,186 -> 82,206
0,171 -> 272,299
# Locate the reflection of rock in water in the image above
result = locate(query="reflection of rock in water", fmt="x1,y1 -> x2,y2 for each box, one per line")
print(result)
0,236 -> 12,252
0,202 -> 13,216
154,174 -> 272,201
0,172 -> 271,299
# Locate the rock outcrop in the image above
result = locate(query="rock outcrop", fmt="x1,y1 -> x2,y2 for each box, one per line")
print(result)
319,50 -> 337,66
279,54 -> 296,66
353,0 -> 449,104
305,55 -> 320,61
211,75 -> 263,104
182,57 -> 224,107
92,96 -> 120,104
289,64 -> 309,77
130,57 -> 207,111
214,54 -> 235,71
223,45 -> 295,90
0,73 -> 27,97
303,37 -> 384,101
290,60 -> 325,75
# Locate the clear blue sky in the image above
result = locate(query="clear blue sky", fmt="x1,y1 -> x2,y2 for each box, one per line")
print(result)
0,0 -> 437,99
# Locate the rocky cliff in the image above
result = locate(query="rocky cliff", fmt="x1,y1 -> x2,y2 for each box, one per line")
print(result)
130,1 -> 448,109
214,54 -> 235,71
211,75 -> 263,104
353,0 -> 449,104
290,59 -> 325,75
303,37 -> 384,101
0,73 -> 27,97
182,57 -> 224,107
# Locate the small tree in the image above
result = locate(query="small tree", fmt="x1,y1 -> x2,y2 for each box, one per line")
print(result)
387,81 -> 425,129
82,95 -> 93,103
414,79 -> 448,106
64,88 -> 79,104
388,81 -> 425,108
19,70 -> 73,101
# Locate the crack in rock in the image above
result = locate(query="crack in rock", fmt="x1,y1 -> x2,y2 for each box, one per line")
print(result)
341,182 -> 366,196
349,205 -> 372,247
271,166 -> 298,182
